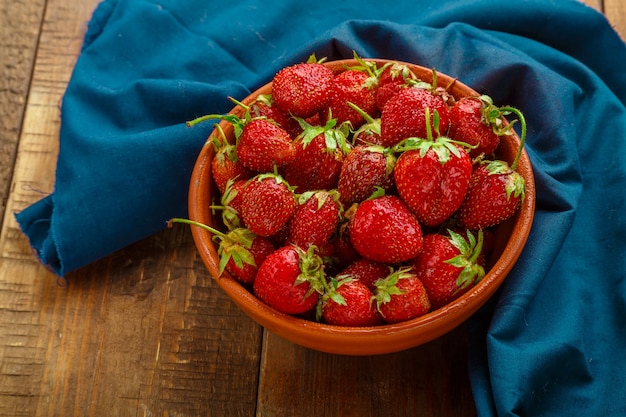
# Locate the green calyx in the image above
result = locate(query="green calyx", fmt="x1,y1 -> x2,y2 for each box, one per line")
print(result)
393,108 -> 473,163
386,62 -> 419,84
210,123 -> 235,155
481,159 -> 526,202
294,114 -> 351,155
306,53 -> 327,64
395,136 -> 465,164
296,189 -> 341,211
294,245 -> 328,298
315,274 -> 356,321
168,218 -> 257,276
372,266 -> 412,313
210,178 -> 243,230
443,229 -> 485,290
348,51 -> 385,89
253,171 -> 296,192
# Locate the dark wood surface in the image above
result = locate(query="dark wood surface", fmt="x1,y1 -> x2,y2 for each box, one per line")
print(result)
1,0 -> 623,415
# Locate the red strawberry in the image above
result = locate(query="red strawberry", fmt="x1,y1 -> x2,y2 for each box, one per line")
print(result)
283,117 -> 350,192
393,109 -> 472,227
375,62 -> 418,109
253,245 -> 325,315
211,145 -> 251,195
272,55 -> 335,118
320,68 -> 378,129
337,144 -> 396,206
456,160 -> 525,229
380,85 -> 451,147
456,107 -> 527,229
206,124 -> 252,194
319,276 -> 382,326
338,258 -> 391,292
168,219 -> 274,286
240,173 -> 296,237
187,100 -> 297,173
287,190 -> 341,250
348,192 -> 423,264
447,95 -> 518,159
411,229 -> 485,309
249,93 -> 303,139
373,267 -> 431,323
236,118 -> 297,172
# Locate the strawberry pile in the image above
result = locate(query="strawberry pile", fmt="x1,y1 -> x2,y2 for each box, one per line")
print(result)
175,53 -> 528,327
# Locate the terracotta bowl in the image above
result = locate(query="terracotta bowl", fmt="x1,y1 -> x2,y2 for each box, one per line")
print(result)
188,59 -> 535,356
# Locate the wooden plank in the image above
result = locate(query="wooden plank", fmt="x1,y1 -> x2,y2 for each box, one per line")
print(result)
257,326 -> 475,417
604,0 -> 626,40
0,227 -> 263,416
0,1 -> 47,227
0,0 -> 264,415
579,0 -> 602,11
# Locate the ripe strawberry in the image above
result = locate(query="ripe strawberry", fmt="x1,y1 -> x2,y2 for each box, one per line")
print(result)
168,219 -> 274,286
240,173 -> 296,237
448,95 -> 518,159
320,68 -> 378,129
319,276 -> 382,326
253,245 -> 325,315
283,117 -> 350,192
337,144 -> 396,206
338,258 -> 391,292
456,160 -> 525,229
187,100 -> 296,173
348,192 -> 423,264
375,62 -> 418,110
236,118 -> 297,172
456,108 -> 527,229
272,55 -> 335,118
288,190 -> 341,250
373,267 -> 431,324
380,85 -> 451,147
411,229 -> 485,309
203,122 -> 252,195
393,109 -> 472,227
249,93 -> 303,139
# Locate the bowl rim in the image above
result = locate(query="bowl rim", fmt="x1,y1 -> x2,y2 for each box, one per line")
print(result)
188,58 -> 536,355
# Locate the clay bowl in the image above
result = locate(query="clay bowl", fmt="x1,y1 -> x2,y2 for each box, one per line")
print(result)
188,58 -> 535,356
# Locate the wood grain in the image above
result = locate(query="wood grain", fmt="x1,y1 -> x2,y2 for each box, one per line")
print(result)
605,0 -> 626,40
0,0 -> 624,416
257,326 -> 475,417
1,0 -> 256,415
0,2 -> 46,227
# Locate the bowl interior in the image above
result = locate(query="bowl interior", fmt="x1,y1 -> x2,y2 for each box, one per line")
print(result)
188,59 -> 535,355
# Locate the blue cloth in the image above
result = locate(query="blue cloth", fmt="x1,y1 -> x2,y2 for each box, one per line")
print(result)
15,0 -> 626,415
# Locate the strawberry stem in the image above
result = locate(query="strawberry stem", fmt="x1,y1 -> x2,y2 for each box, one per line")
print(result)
346,101 -> 377,126
168,217 -> 226,239
498,106 -> 527,171
186,113 -> 226,128
424,107 -> 434,141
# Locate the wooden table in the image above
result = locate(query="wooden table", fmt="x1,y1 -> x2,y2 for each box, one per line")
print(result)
1,1 -> 623,415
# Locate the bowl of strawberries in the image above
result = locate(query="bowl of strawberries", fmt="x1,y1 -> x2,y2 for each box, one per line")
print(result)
181,54 -> 535,355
